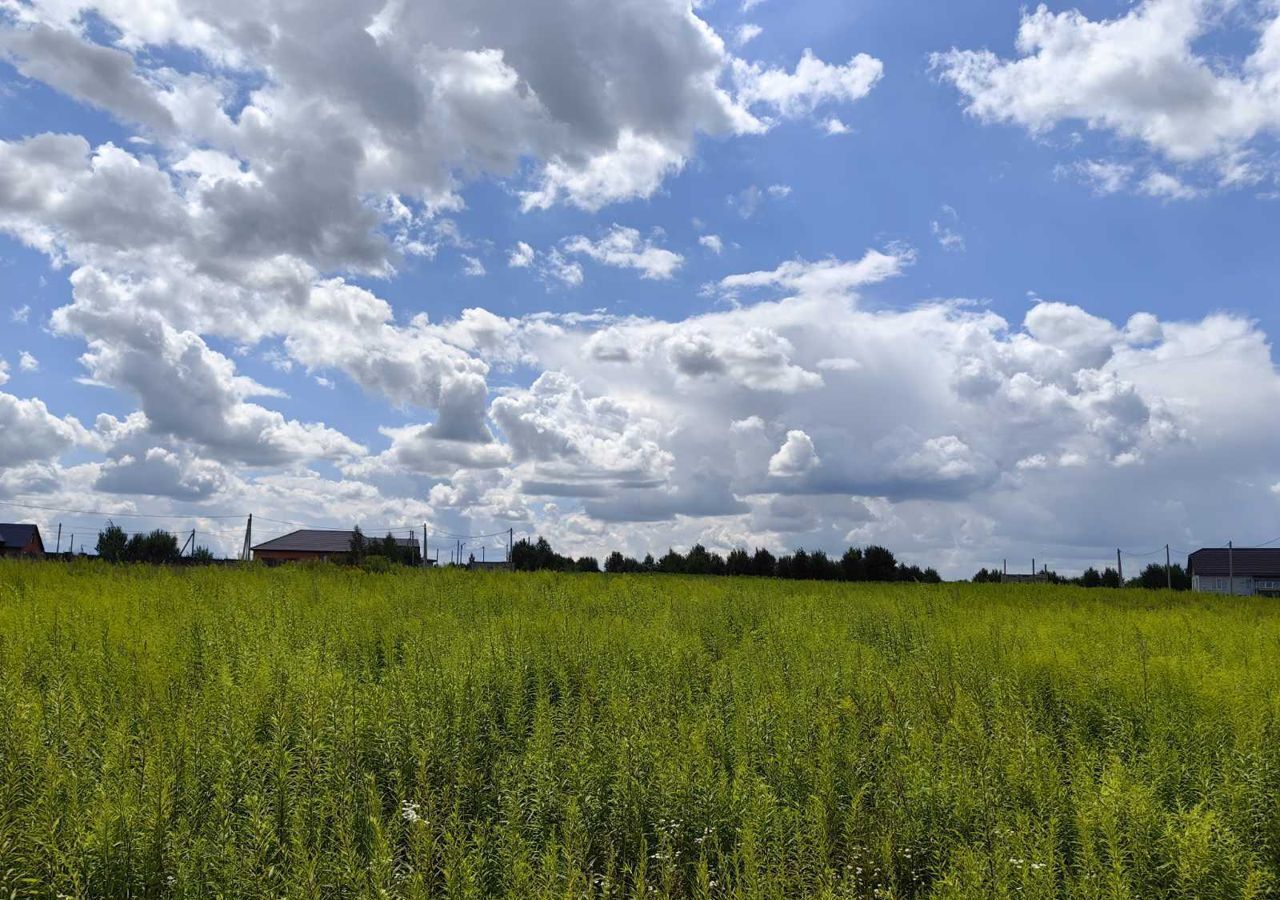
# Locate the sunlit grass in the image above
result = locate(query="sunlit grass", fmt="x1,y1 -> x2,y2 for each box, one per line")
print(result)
2,559 -> 1279,898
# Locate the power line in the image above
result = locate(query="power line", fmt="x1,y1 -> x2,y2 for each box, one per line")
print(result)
433,528 -> 520,540
1118,546 -> 1166,558
0,498 -> 245,519
2,499 -> 520,542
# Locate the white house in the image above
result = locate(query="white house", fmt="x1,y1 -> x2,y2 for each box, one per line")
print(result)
1188,548 -> 1280,597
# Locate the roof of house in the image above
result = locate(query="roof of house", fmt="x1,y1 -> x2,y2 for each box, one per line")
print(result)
1188,548 -> 1280,577
253,529 -> 419,553
0,523 -> 41,549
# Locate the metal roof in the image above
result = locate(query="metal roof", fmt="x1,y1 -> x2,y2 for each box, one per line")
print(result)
1188,548 -> 1280,577
253,529 -> 419,553
0,523 -> 40,549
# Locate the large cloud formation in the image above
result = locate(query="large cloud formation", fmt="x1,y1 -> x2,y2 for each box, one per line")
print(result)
934,0 -> 1280,193
495,251 -> 1280,569
0,0 -> 1276,574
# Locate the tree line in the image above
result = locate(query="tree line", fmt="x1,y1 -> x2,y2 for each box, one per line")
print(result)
512,536 -> 943,582
972,562 -> 1192,590
95,524 -> 214,564
347,526 -> 423,569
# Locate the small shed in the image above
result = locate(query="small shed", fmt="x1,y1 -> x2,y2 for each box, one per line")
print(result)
0,523 -> 45,558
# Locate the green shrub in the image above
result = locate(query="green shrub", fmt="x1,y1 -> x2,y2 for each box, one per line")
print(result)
361,554 -> 394,573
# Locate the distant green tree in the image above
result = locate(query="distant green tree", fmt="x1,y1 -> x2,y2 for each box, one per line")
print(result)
605,551 -> 628,573
971,567 -> 1002,583
511,536 -> 573,571
684,544 -> 713,575
842,548 -> 867,582
1137,563 -> 1167,590
349,526 -> 367,565
658,548 -> 686,574
1100,567 -> 1123,589
380,533 -> 400,563
784,548 -> 808,580
863,545 -> 898,582
708,551 -> 727,576
124,530 -> 181,565
809,550 -> 838,581
1080,567 -> 1103,588
575,556 -> 600,573
511,538 -> 536,570
897,563 -> 926,582
96,522 -> 128,563
751,547 -> 776,577
726,548 -> 752,576
1135,562 -> 1191,591
192,546 -> 215,564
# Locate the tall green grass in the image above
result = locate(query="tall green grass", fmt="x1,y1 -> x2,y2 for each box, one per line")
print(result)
2,560 -> 1279,898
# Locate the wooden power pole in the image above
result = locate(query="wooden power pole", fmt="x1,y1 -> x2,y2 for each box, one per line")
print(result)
1228,540 -> 1234,596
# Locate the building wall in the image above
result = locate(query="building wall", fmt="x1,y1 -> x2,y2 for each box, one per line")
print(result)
254,549 -> 351,563
1193,574 -> 1258,596
0,537 -> 44,558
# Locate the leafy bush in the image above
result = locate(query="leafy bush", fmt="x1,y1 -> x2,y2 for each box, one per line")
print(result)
361,554 -> 394,573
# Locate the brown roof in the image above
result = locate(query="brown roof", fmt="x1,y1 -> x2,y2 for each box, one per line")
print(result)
0,523 -> 41,550
1188,548 -> 1280,577
253,529 -> 419,553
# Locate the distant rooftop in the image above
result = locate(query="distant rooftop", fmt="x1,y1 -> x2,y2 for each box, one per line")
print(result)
0,523 -> 40,548
1188,548 -> 1280,577
253,529 -> 419,553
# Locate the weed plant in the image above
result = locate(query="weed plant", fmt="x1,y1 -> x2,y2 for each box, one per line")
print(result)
1,560 -> 1278,898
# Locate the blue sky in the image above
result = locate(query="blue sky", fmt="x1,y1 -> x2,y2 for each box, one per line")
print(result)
1,0 -> 1278,573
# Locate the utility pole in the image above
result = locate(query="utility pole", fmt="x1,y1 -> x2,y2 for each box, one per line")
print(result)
1229,540 -> 1235,596
509,528 -> 514,566
56,523 -> 62,555
1117,548 -> 1124,586
241,514 -> 253,562
422,524 -> 428,568
1166,544 -> 1172,591
192,528 -> 197,557
1032,558 -> 1036,580
69,534 -> 74,555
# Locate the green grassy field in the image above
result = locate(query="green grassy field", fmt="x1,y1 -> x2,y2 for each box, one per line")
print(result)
2,561 -> 1280,898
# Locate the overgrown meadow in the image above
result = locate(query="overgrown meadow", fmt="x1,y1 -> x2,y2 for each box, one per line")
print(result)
2,561 -> 1280,898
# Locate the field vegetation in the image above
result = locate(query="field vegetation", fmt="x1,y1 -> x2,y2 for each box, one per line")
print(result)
2,561 -> 1279,898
